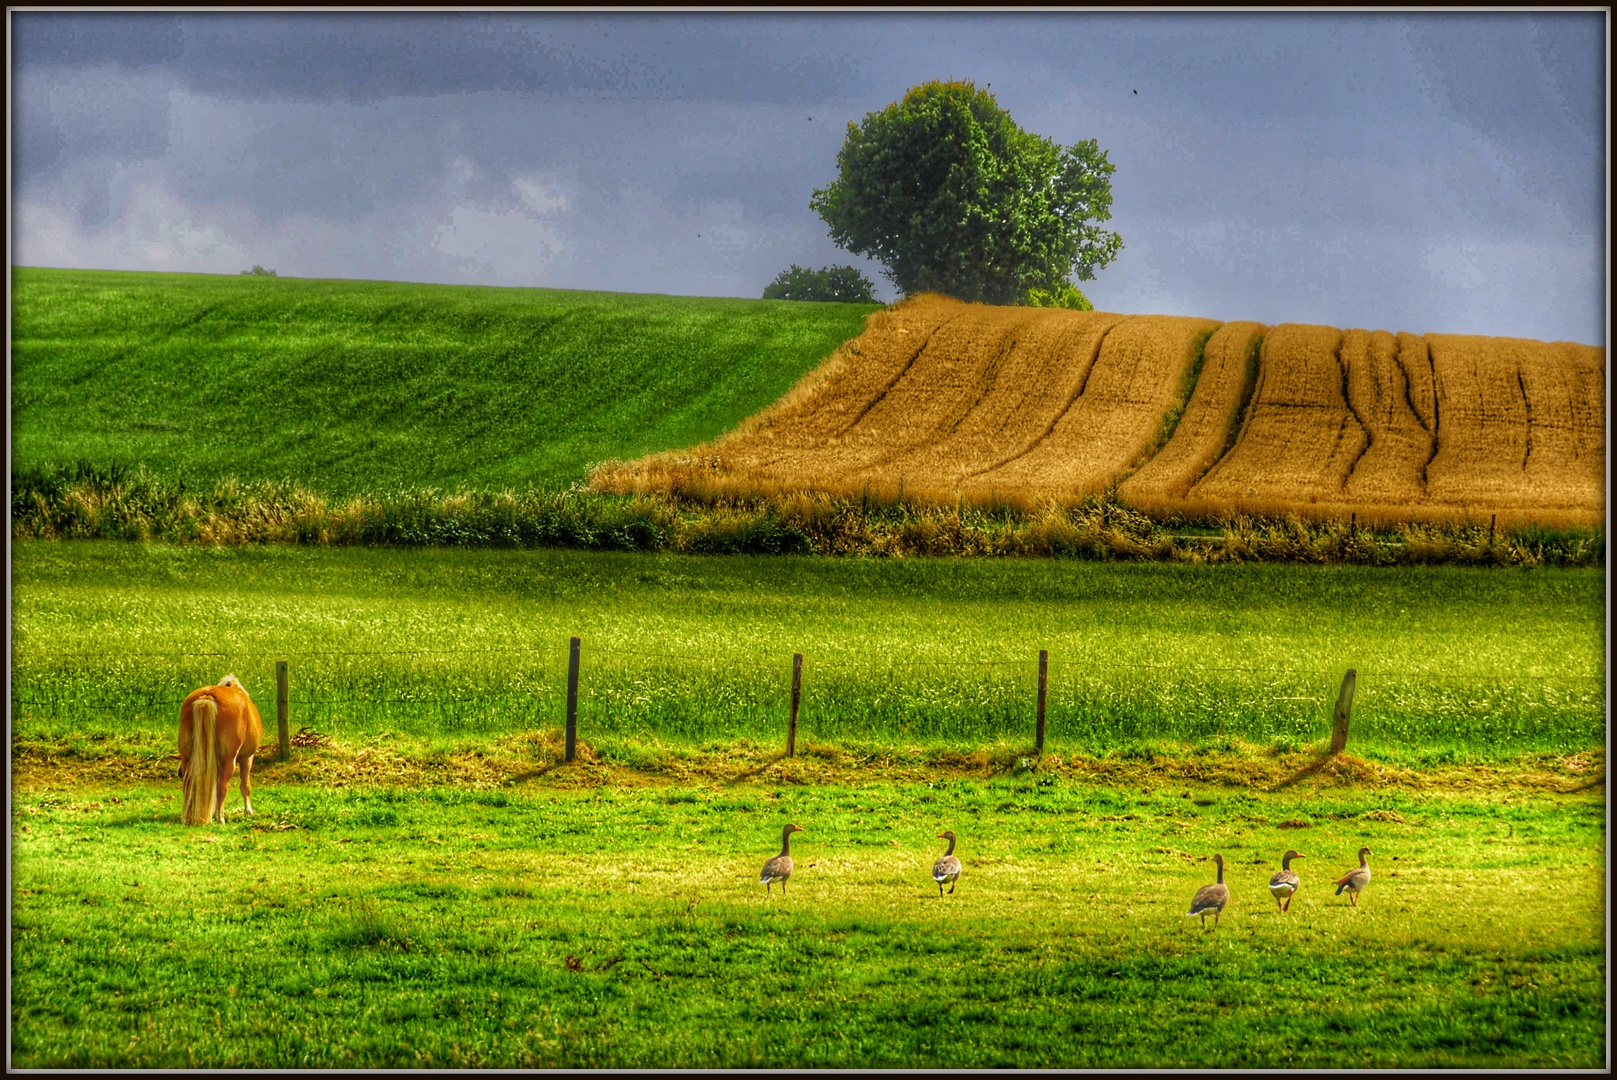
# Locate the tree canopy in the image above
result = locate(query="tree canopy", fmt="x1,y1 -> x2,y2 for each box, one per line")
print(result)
810,80 -> 1123,306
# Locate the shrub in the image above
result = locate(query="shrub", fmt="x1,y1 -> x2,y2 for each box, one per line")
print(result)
241,265 -> 278,277
762,264 -> 878,303
1020,282 -> 1094,311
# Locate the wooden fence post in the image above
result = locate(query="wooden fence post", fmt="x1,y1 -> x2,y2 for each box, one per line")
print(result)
276,660 -> 290,761
1035,650 -> 1048,755
1329,669 -> 1357,755
787,653 -> 803,758
1489,513 -> 1496,544
566,636 -> 580,763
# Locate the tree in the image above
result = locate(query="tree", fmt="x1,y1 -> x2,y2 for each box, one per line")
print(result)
762,264 -> 878,303
810,80 -> 1122,306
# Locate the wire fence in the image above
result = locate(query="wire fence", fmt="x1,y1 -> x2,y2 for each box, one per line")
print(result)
11,638 -> 1608,680
10,637 -> 1606,757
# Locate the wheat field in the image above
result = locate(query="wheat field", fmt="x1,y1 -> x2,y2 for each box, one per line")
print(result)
592,295 -> 1605,525
1118,320 -> 1263,506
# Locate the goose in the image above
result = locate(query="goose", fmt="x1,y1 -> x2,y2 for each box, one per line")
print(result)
760,823 -> 803,894
1269,849 -> 1304,912
1186,853 -> 1229,930
932,831 -> 962,897
1334,846 -> 1372,906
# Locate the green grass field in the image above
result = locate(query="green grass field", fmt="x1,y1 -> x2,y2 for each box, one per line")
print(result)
10,775 -> 1604,1068
11,542 -> 1605,763
9,546 -> 1606,1068
11,267 -> 877,495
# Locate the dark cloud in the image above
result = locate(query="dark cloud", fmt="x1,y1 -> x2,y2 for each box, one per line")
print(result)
9,12 -> 1604,343
11,12 -> 184,68
12,66 -> 175,184
12,12 -> 876,105
1405,12 -> 1604,234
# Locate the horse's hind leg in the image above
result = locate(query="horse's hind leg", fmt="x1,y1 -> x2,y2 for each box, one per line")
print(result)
240,753 -> 256,816
215,756 -> 236,824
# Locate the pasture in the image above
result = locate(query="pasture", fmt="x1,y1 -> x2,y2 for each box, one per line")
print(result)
8,544 -> 1606,1068
10,542 -> 1605,763
9,774 -> 1605,1068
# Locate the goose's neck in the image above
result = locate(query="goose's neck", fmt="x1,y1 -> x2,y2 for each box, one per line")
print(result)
780,832 -> 794,857
1359,851 -> 1369,868
943,836 -> 956,857
1282,853 -> 1293,870
1215,861 -> 1224,884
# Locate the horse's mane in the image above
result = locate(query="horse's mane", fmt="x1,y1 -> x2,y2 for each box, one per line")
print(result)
219,674 -> 240,688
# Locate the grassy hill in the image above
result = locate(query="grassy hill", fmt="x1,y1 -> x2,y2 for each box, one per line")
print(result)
10,268 -> 879,497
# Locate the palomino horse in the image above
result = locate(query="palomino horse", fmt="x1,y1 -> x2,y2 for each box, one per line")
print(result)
178,674 -> 264,825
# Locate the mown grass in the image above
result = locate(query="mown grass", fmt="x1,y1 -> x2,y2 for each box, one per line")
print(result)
11,542 -> 1604,763
10,267 -> 878,496
10,775 -> 1604,1068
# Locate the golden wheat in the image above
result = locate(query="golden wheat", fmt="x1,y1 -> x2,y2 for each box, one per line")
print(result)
592,295 -> 1604,526
962,314 -> 1221,500
1118,320 -> 1265,503
1189,323 -> 1366,506
863,307 -> 1122,491
1338,328 -> 1434,505
1396,332 -> 1438,436
1425,334 -> 1539,509
1518,341 -> 1605,510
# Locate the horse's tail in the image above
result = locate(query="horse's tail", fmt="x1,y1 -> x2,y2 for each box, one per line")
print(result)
182,696 -> 221,825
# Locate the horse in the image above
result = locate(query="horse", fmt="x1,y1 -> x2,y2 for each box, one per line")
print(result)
178,674 -> 264,825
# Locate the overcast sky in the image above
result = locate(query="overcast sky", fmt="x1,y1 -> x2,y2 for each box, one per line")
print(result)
10,11 -> 1607,344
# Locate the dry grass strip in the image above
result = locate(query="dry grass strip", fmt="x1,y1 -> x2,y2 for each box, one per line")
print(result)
1340,328 -> 1435,505
1190,323 -> 1366,506
1119,320 -> 1265,505
10,736 -> 1602,797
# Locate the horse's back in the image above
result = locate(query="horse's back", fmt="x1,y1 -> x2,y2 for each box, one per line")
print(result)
218,675 -> 264,759
184,676 -> 263,760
